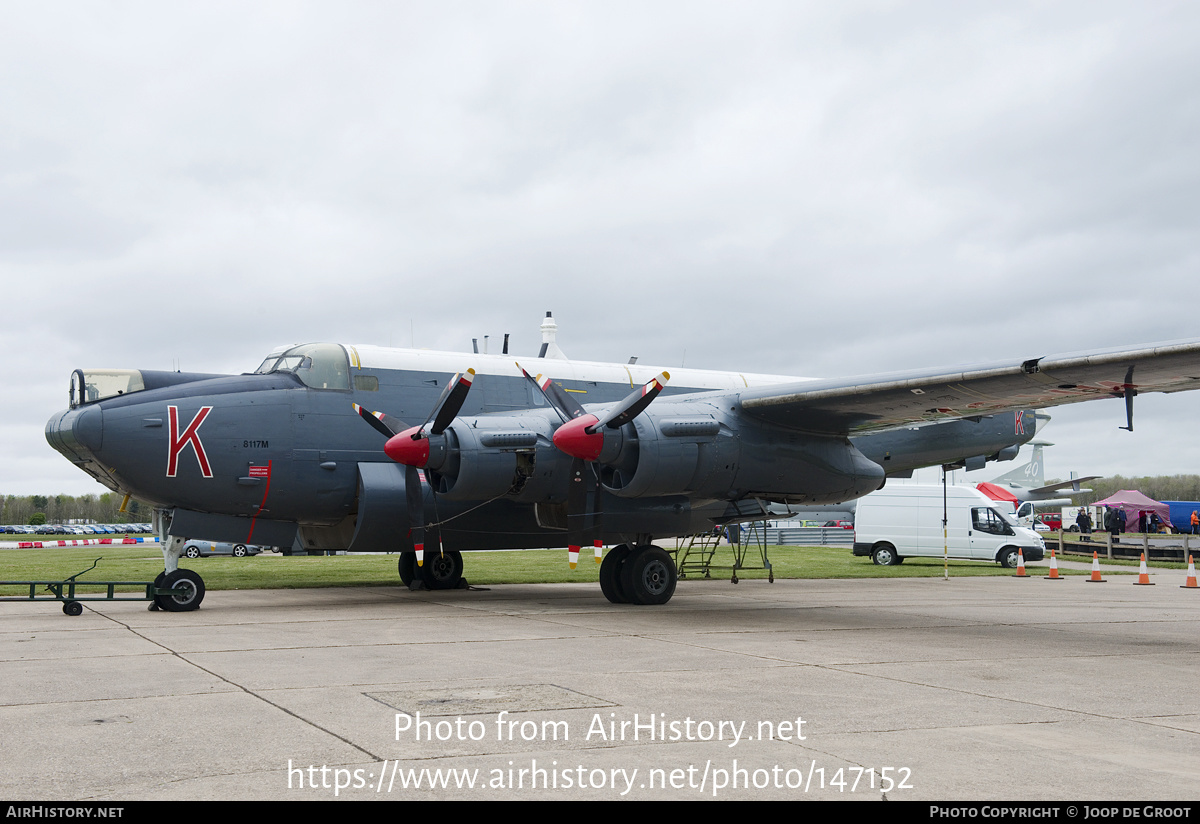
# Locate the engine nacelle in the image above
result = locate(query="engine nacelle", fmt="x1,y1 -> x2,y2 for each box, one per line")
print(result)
591,401 -> 886,504
425,410 -> 569,502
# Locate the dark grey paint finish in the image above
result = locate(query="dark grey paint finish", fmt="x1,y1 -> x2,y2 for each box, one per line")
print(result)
44,351 -> 1056,551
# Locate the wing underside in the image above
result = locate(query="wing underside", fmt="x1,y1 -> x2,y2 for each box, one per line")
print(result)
739,339 -> 1200,435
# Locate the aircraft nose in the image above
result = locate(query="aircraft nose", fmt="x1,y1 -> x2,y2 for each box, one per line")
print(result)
45,404 -> 103,460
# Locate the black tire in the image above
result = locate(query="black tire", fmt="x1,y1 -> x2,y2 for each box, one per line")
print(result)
63,600 -> 83,616
398,553 -> 417,586
184,546 -> 201,559
232,544 -> 248,557
998,546 -> 1020,569
599,544 -> 632,604
418,550 -> 464,590
155,569 -> 205,612
871,543 -> 899,566
619,545 -> 677,606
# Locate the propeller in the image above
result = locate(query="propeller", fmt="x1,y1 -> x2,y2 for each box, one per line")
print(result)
353,368 -> 475,567
519,365 -> 590,567
519,364 -> 668,568
550,371 -> 669,462
383,369 -> 476,467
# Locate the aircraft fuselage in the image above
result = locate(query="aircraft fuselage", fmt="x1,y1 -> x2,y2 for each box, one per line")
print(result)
46,344 -> 1034,554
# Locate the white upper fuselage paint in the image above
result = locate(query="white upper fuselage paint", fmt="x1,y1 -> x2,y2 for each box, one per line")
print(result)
338,344 -> 811,393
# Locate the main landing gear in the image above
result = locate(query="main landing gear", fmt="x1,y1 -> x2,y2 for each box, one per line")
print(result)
398,550 -> 465,590
599,544 -> 678,605
393,546 -> 678,604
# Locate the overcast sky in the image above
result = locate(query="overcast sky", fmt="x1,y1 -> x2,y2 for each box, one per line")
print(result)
3,2 -> 1198,499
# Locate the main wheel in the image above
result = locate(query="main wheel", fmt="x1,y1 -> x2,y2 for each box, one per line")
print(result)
154,569 -> 206,612
418,550 -> 464,590
398,553 -> 417,586
184,546 -> 201,559
620,545 -> 677,605
599,544 -> 632,604
871,543 -> 899,566
232,544 -> 248,557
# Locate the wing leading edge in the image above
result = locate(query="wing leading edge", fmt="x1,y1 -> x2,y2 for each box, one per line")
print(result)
739,339 -> 1200,435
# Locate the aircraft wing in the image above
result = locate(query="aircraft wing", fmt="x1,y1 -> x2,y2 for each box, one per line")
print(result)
739,338 -> 1200,435
1028,477 -> 1102,495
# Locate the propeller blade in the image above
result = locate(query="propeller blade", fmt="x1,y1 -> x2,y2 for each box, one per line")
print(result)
518,363 -> 586,422
566,458 -> 587,569
429,369 -> 476,435
592,476 -> 604,565
406,465 -> 425,567
417,373 -> 461,433
353,403 -> 401,439
590,371 -> 669,431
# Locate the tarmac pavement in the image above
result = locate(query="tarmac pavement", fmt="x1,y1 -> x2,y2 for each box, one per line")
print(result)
1,570 -> 1198,801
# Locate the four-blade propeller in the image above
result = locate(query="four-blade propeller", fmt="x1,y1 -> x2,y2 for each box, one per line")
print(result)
352,368 -> 475,567
519,364 -> 670,568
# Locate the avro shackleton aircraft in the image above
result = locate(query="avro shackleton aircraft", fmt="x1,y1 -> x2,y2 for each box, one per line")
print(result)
44,321 -> 1200,610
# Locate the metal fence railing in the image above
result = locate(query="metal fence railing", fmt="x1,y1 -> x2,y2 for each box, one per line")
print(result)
757,527 -> 854,547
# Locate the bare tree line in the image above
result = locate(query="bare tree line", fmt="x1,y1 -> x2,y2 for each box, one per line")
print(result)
1,493 -> 151,525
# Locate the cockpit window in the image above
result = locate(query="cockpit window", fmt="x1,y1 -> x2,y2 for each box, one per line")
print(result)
70,369 -> 146,408
254,344 -> 350,390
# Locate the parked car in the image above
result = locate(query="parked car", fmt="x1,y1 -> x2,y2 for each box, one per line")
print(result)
1033,513 -> 1063,532
182,541 -> 263,558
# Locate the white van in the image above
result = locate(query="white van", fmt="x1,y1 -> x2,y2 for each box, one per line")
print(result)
852,484 -> 1045,568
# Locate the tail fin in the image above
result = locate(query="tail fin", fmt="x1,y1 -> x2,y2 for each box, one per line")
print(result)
990,441 -> 1049,486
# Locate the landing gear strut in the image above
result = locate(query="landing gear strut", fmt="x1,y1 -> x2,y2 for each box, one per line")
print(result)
600,544 -> 677,605
149,534 -> 206,611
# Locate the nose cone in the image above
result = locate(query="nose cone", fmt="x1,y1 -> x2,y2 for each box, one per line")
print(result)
46,405 -> 103,461
552,414 -> 604,461
385,427 -> 431,467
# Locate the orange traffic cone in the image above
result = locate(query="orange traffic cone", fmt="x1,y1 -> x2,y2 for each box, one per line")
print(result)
1183,555 -> 1198,589
1013,548 -> 1028,578
1086,551 -> 1106,583
1134,553 -> 1154,585
594,539 -> 604,565
1044,548 -> 1063,580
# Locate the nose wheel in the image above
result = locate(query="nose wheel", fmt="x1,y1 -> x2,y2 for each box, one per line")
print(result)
153,569 -> 206,612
